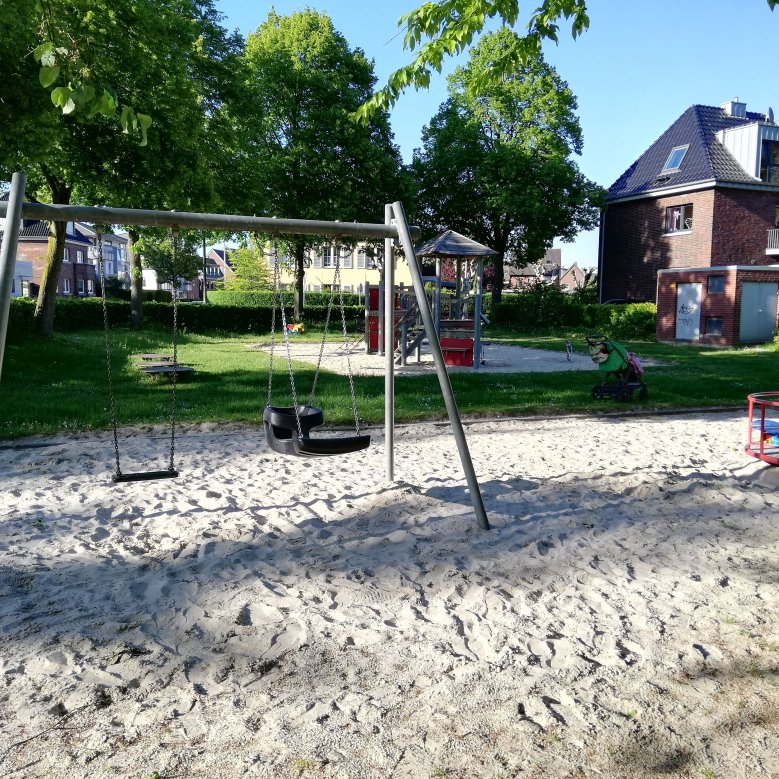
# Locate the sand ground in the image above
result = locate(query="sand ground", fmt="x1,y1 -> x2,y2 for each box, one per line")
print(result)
1,406 -> 778,779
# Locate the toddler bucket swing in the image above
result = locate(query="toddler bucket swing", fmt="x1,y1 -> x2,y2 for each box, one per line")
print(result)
263,242 -> 370,457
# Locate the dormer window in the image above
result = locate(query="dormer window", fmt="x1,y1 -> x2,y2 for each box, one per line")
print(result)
662,145 -> 688,172
760,140 -> 779,183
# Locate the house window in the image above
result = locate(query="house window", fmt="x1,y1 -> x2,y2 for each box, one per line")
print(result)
342,284 -> 353,292
322,246 -> 335,268
662,145 -> 688,172
760,140 -> 779,184
665,203 -> 693,233
313,284 -> 322,292
77,278 -> 85,294
63,278 -> 71,294
76,249 -> 85,264
87,279 -> 94,294
357,249 -> 367,270
341,248 -> 353,269
63,248 -> 70,263
706,317 -> 723,336
708,275 -> 725,293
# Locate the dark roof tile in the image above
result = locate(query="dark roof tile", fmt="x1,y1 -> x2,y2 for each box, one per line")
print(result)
608,104 -> 767,201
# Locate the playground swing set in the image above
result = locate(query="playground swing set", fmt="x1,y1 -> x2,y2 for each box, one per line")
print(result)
0,173 -> 491,529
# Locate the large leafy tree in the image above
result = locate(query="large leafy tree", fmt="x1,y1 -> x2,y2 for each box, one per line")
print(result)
229,10 -> 407,317
360,0 -> 777,118
411,28 -> 603,304
0,0 -> 240,336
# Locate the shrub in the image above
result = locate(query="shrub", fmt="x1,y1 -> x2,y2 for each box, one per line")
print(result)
7,298 -> 36,340
493,288 -> 656,339
208,289 -> 362,308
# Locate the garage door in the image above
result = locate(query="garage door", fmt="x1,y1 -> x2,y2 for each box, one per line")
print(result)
740,282 -> 778,342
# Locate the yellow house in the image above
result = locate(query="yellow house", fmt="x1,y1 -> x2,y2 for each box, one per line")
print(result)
277,242 -> 415,293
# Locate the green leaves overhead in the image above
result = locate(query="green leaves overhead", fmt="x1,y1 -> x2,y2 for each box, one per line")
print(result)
30,9 -> 152,142
359,0 -> 588,121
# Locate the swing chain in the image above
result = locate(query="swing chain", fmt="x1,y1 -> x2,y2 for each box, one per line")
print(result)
271,244 -> 304,439
309,247 -> 339,403
168,228 -> 180,472
97,228 -> 123,478
336,252 -> 361,435
266,241 -> 277,409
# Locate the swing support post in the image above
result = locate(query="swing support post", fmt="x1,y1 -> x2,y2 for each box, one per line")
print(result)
391,201 -> 490,532
384,203 -> 395,482
0,171 -> 26,383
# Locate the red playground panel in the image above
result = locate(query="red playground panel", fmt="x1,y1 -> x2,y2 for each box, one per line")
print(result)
745,392 -> 779,466
440,336 -> 474,367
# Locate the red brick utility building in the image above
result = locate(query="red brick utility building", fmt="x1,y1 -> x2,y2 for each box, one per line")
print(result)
599,99 -> 779,345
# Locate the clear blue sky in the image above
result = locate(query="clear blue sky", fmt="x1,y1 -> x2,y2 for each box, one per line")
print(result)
216,0 -> 779,269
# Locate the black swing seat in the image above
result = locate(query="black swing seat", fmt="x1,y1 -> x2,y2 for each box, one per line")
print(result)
113,468 -> 179,483
263,404 -> 370,457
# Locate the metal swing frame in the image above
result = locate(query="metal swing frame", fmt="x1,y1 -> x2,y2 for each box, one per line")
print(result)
263,242 -> 370,457
0,174 -> 490,530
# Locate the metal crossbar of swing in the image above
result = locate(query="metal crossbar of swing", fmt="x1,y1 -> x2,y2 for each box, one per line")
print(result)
0,181 -> 489,530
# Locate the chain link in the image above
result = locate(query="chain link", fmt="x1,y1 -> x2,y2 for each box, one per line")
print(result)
337,255 -> 361,435
168,229 -> 179,472
97,229 -> 123,478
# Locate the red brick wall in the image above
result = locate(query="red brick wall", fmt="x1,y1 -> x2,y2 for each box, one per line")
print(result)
601,190 -> 715,302
657,267 -> 779,345
711,189 -> 779,264
16,239 -> 96,296
656,268 -> 737,345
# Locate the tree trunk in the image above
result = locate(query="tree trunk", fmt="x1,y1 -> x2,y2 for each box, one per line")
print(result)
32,178 -> 72,338
32,223 -> 67,337
294,240 -> 305,320
490,252 -> 505,306
128,229 -> 143,328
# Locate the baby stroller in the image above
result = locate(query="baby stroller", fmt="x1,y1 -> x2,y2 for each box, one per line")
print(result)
586,334 -> 648,401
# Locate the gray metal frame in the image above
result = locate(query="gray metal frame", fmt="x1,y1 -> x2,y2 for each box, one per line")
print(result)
0,181 -> 490,531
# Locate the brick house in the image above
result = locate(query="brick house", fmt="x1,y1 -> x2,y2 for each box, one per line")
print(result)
599,99 -> 779,345
15,219 -> 96,298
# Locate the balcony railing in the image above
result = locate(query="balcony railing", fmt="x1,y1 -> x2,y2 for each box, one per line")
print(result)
768,228 -> 779,254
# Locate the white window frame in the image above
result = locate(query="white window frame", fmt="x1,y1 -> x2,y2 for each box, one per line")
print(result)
63,278 -> 71,294
662,145 -> 688,172
87,279 -> 94,294
77,278 -> 85,294
357,249 -> 367,270
63,248 -> 70,263
665,203 -> 693,234
341,248 -> 353,269
322,246 -> 335,268
76,249 -> 85,264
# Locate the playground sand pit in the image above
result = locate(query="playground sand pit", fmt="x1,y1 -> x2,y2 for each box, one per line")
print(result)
256,340 -> 601,376
2,412 -> 779,778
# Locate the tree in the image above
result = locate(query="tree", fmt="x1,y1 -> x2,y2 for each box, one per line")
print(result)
228,10 -> 407,317
0,0 -> 240,336
222,236 -> 273,292
135,231 -> 202,287
359,0 -> 778,119
411,28 -> 603,304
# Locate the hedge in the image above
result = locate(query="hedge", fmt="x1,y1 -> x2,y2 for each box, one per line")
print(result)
8,297 -> 364,335
492,289 -> 656,340
208,289 -> 362,308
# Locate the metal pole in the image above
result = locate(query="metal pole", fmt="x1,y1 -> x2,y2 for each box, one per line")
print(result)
0,172 -> 27,383
435,257 -> 442,338
0,201 -> 416,241
384,203 -> 395,482
473,258 -> 483,370
392,201 -> 490,531
201,235 -> 208,304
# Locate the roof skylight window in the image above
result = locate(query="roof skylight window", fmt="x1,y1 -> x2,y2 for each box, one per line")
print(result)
662,145 -> 688,172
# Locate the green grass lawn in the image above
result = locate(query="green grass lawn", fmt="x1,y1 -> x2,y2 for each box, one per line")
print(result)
2,325 -> 777,440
